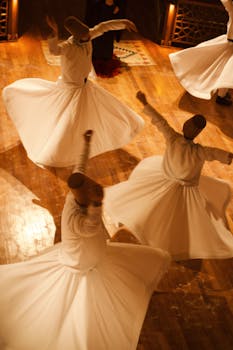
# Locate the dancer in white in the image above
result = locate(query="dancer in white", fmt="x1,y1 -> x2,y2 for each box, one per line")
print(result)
169,0 -> 233,106
2,16 -> 144,167
104,91 -> 233,260
0,130 -> 170,350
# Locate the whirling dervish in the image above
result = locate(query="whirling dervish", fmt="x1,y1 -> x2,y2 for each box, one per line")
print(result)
169,0 -> 233,106
0,129 -> 170,350
104,91 -> 233,260
2,15 -> 144,167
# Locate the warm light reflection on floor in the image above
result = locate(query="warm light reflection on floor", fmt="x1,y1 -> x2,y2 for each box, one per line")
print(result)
0,168 -> 56,264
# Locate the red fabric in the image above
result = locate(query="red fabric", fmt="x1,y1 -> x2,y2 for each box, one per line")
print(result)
93,55 -> 122,78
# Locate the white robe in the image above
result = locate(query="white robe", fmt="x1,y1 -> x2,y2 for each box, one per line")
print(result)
2,20 -> 144,167
104,104 -> 233,260
169,0 -> 233,100
0,192 -> 170,350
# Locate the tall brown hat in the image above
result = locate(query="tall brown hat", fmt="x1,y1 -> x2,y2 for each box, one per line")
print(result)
185,114 -> 206,129
182,114 -> 206,140
68,172 -> 103,205
64,16 -> 89,36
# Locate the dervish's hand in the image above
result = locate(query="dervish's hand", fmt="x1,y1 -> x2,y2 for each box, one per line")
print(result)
124,20 -> 137,32
136,91 -> 148,106
46,15 -> 58,35
83,130 -> 93,143
113,6 -> 120,15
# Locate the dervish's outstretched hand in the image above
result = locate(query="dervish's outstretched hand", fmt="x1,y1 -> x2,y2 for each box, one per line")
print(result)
46,15 -> 58,36
83,130 -> 93,143
124,20 -> 137,32
136,91 -> 148,106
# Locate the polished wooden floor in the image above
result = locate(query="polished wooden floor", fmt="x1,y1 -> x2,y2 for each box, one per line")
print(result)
0,31 -> 233,349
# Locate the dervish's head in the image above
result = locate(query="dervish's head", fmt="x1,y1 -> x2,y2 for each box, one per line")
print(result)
64,16 -> 90,41
67,172 -> 103,207
182,114 -> 206,140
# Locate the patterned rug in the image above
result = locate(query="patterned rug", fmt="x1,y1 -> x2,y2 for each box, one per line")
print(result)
41,40 -> 156,66
113,40 -> 156,66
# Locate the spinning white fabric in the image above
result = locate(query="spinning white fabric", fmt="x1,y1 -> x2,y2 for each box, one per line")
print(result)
0,130 -> 170,350
169,0 -> 233,99
0,193 -> 170,350
2,20 -> 144,167
104,103 -> 233,260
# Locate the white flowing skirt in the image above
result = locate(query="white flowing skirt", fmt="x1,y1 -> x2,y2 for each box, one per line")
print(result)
104,155 -> 233,260
2,78 -> 144,167
169,34 -> 233,99
0,242 -> 170,350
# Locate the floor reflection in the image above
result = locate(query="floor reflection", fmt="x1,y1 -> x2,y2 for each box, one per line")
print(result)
0,168 -> 56,264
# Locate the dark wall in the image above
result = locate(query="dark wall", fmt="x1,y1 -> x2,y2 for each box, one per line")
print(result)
18,0 -> 224,42
18,0 -> 87,37
125,0 -> 167,43
18,0 -> 167,42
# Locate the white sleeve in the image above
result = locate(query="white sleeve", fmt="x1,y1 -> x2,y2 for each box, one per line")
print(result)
143,104 -> 178,141
89,19 -> 129,39
47,36 -> 70,56
200,145 -> 232,164
70,204 -> 103,238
